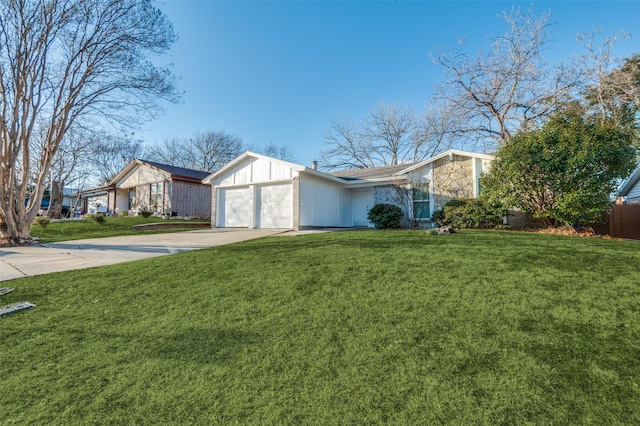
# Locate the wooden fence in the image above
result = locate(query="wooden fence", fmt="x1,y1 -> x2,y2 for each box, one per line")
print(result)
593,205 -> 640,240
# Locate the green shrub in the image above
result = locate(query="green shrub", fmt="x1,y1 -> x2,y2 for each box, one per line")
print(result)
438,198 -> 504,229
431,209 -> 446,226
367,203 -> 404,229
35,216 -> 51,228
90,213 -> 106,225
139,208 -> 153,218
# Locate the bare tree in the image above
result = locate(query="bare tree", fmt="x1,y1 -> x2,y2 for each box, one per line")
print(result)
147,130 -> 244,173
432,8 -> 580,150
577,30 -> 639,127
0,0 -> 178,241
90,134 -> 146,185
47,127 -> 96,218
321,103 -> 447,170
252,142 -> 294,162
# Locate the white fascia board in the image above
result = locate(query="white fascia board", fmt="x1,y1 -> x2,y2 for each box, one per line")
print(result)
342,176 -> 407,188
299,169 -> 351,184
394,149 -> 495,176
203,151 -> 307,184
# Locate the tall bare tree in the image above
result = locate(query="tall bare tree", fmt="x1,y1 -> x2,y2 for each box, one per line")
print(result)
89,133 -> 146,185
432,8 -> 580,150
321,103 -> 446,170
147,130 -> 244,173
0,0 -> 178,241
577,30 -> 640,127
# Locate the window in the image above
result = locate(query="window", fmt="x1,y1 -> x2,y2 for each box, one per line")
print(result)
150,182 -> 163,210
413,183 -> 430,220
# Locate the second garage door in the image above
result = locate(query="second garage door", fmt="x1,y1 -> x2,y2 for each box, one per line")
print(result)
257,184 -> 293,228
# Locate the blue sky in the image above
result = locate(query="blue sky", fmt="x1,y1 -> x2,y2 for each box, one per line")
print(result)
140,1 -> 640,166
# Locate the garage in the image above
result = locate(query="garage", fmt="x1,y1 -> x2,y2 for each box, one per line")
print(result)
219,187 -> 251,227
257,183 -> 293,228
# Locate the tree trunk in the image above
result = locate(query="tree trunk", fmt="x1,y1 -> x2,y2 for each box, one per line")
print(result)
48,181 -> 64,219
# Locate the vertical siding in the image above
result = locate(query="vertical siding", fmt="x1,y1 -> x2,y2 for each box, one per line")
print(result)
299,175 -> 349,227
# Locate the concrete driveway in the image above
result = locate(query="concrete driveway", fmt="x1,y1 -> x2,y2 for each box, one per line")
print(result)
0,228 -> 285,282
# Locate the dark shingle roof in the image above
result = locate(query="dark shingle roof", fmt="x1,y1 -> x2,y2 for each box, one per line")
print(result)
140,160 -> 210,182
330,162 -> 420,180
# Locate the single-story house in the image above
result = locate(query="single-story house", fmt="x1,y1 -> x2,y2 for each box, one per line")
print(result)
80,159 -> 211,218
618,163 -> 640,204
203,149 -> 494,229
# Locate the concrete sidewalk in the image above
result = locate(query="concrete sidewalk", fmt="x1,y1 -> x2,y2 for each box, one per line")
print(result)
0,228 -> 284,282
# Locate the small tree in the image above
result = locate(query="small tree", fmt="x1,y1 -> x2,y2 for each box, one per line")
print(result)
481,106 -> 638,227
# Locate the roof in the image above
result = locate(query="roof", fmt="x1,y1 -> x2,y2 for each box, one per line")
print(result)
330,150 -> 494,180
618,163 -> 640,196
138,159 -> 210,181
330,162 -> 421,180
110,159 -> 210,185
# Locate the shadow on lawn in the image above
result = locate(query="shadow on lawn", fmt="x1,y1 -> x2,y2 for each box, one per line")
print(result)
146,327 -> 262,365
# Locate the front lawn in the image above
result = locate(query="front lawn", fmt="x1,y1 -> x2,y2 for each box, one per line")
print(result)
1,230 -> 639,423
29,216 -> 210,243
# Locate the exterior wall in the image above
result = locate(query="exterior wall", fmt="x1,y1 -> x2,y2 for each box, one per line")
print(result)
626,181 -> 640,203
372,184 -> 418,227
299,173 -> 350,227
432,154 -> 474,211
169,180 -> 211,218
215,157 -> 294,187
135,184 -> 151,210
119,165 -> 169,188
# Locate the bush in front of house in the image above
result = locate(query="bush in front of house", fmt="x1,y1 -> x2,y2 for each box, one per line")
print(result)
434,198 -> 504,229
367,203 -> 404,229
35,216 -> 51,228
90,213 -> 106,225
139,208 -> 153,218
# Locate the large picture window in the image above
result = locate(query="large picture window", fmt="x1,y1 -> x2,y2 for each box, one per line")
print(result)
412,183 -> 430,220
150,182 -> 163,210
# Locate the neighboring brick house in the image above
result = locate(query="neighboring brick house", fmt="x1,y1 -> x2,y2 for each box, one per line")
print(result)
80,159 -> 211,218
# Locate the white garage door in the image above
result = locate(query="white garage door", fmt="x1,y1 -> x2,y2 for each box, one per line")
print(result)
220,187 -> 251,227
258,184 -> 293,229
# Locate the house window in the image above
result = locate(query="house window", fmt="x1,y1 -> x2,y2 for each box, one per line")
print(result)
150,182 -> 163,210
413,183 -> 430,220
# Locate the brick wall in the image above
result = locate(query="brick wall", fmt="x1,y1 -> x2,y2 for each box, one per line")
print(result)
170,181 -> 211,218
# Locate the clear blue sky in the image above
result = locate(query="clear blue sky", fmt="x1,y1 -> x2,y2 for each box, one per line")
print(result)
140,0 -> 640,166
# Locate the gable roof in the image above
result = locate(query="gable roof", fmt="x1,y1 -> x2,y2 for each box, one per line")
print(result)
329,150 -> 494,181
110,159 -> 210,185
331,162 -> 421,180
203,151 -> 310,184
618,163 -> 640,196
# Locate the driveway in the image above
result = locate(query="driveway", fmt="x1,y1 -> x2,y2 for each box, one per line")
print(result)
0,228 -> 285,282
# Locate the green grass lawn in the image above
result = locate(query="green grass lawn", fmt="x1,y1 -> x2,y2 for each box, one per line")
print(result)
29,216 -> 210,243
1,230 -> 639,424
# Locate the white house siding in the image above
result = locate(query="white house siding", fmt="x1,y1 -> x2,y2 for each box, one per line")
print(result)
350,188 -> 374,227
217,157 -> 294,187
299,174 -> 350,228
171,180 -> 211,218
627,182 -> 640,204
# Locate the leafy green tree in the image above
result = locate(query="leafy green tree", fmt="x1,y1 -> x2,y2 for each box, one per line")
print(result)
481,107 -> 638,227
